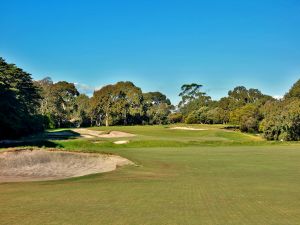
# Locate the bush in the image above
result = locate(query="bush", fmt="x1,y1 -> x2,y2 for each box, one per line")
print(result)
261,99 -> 300,141
185,107 -> 210,124
168,112 -> 183,123
240,116 -> 258,133
185,111 -> 200,124
230,104 -> 260,132
206,107 -> 228,124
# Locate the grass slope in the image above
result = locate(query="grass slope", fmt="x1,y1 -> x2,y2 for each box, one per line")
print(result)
0,125 -> 300,225
57,125 -> 268,149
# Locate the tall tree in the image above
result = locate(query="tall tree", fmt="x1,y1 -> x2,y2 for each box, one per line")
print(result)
114,81 -> 144,125
143,92 -> 172,124
91,82 -> 144,126
73,94 -> 91,127
178,83 -> 211,117
228,86 -> 272,107
36,78 -> 79,128
0,57 -> 42,139
178,83 -> 205,108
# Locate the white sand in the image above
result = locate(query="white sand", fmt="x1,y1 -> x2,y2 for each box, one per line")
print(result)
113,140 -> 129,145
169,127 -> 207,131
73,129 -> 135,138
0,149 -> 133,182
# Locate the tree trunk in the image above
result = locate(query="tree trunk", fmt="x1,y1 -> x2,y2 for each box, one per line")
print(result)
124,110 -> 127,126
105,112 -> 109,127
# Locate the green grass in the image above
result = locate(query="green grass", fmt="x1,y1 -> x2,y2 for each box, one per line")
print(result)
82,124 -> 267,147
1,125 -> 300,224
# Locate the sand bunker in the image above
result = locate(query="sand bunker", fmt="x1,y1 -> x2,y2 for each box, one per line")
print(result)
0,149 -> 133,182
98,131 -> 135,138
73,129 -> 135,139
169,127 -> 207,131
114,140 -> 129,145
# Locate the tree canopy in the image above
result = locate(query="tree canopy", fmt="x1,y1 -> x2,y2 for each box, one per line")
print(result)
90,81 -> 144,126
1,56 -> 300,141
0,57 -> 43,139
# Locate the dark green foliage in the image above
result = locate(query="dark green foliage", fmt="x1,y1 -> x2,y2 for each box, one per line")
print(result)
206,107 -> 228,124
143,92 -> 173,124
230,104 -> 261,132
1,55 -> 300,142
178,83 -> 212,118
261,99 -> 300,141
181,85 -> 274,135
178,83 -> 205,107
90,84 -> 173,126
185,107 -> 210,124
73,94 -> 91,127
0,58 -> 43,139
143,92 -> 171,106
90,81 -> 145,126
228,86 -> 268,105
168,112 -> 183,123
36,78 -> 79,128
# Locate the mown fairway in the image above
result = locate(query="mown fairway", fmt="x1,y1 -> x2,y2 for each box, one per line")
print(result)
1,125 -> 300,225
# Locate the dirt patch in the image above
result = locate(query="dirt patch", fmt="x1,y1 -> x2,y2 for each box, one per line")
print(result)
0,149 -> 133,182
169,127 -> 207,131
73,129 -> 135,139
114,140 -> 129,145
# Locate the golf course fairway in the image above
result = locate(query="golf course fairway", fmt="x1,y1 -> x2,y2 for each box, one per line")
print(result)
0,125 -> 299,225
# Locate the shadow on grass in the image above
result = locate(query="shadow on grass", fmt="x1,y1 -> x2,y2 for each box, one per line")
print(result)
0,140 -> 62,148
43,130 -> 80,140
0,130 -> 80,148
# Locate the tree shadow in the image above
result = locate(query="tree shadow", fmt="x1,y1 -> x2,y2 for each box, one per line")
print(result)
43,130 -> 80,140
0,130 -> 80,148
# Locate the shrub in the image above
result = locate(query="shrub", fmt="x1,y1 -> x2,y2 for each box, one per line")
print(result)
168,112 -> 183,123
262,99 -> 300,141
230,104 -> 260,132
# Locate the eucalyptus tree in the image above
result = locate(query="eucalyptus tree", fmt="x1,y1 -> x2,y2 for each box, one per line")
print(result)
178,83 -> 211,117
143,92 -> 173,124
114,81 -> 144,125
91,81 -> 144,126
90,84 -> 114,126
73,94 -> 91,127
227,86 -> 273,107
36,78 -> 79,128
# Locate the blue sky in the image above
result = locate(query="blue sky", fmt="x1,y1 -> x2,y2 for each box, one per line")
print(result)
1,0 -> 300,103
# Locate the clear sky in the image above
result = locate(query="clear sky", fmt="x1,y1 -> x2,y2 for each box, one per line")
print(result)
1,0 -> 300,104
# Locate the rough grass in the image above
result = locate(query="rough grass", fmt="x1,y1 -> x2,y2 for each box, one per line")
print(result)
0,125 -> 300,225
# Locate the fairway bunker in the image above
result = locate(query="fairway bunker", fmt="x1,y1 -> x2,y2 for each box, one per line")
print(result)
169,127 -> 207,131
0,149 -> 133,182
114,140 -> 129,145
73,129 -> 136,139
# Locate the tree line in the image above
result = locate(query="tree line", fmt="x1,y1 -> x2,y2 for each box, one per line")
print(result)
1,57 -> 300,141
176,82 -> 300,141
35,77 -> 173,128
